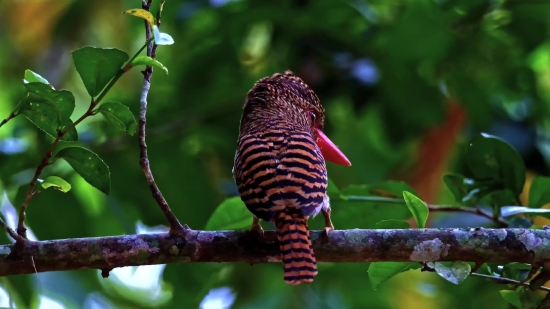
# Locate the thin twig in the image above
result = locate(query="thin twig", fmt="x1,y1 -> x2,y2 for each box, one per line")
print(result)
0,217 -> 24,243
345,196 -> 509,227
422,264 -> 550,292
139,0 -> 186,235
17,100 -> 98,240
471,272 -> 550,292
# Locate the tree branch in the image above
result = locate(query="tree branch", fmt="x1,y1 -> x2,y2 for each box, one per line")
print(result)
1,228 -> 548,277
138,0 -> 185,235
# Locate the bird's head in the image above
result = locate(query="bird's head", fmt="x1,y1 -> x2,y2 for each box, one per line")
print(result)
241,70 -> 351,166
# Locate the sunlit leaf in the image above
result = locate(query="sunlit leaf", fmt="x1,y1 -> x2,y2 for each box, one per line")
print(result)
122,8 -> 154,27
465,133 -> 526,197
402,191 -> 429,228
499,290 -> 521,308
153,25 -> 174,45
96,102 -> 137,135
368,262 -> 419,289
205,197 -> 250,230
434,261 -> 471,285
41,176 -> 72,193
55,147 -> 111,194
528,176 -> 550,208
72,47 -> 129,97
130,56 -> 168,75
23,69 -> 51,87
374,220 -> 410,229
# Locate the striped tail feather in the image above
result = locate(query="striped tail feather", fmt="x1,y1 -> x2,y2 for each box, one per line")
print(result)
274,210 -> 317,285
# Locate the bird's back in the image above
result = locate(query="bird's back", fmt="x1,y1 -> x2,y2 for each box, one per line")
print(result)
233,124 -> 328,222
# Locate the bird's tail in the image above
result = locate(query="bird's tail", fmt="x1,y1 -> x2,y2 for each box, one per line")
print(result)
274,209 -> 317,285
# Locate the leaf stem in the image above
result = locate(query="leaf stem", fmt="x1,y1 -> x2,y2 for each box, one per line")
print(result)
0,94 -> 28,129
138,0 -> 186,236
344,195 -> 509,227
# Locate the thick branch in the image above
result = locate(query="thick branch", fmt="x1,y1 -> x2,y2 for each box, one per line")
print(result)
1,228 -> 549,277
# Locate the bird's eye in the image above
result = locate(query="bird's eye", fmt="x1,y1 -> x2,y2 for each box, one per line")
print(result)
309,111 -> 316,124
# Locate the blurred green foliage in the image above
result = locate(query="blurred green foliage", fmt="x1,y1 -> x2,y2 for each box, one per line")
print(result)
3,0 -> 550,308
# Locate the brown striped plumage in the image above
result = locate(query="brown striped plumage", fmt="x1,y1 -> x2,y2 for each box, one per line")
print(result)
233,71 -> 350,285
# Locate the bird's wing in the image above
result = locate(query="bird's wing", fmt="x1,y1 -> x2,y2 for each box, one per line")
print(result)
233,130 -> 327,221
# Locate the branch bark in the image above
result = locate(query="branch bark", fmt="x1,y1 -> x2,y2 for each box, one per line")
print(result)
1,228 -> 548,277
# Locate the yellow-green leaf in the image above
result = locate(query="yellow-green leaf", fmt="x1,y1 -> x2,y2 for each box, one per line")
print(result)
130,56 -> 168,75
123,8 -> 154,27
403,191 -> 429,228
23,69 -> 51,87
499,290 -> 521,308
41,176 -> 71,193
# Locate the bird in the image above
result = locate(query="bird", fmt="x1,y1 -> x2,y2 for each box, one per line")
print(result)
232,70 -> 351,285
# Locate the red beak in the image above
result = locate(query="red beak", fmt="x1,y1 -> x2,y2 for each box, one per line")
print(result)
314,128 -> 351,166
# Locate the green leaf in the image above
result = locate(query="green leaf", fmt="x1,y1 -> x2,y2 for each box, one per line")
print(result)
19,101 -> 78,142
374,220 -> 410,229
153,25 -> 175,45
25,82 -> 75,121
434,261 -> 471,285
443,173 -> 468,202
41,176 -> 71,193
465,133 -> 526,197
368,262 -> 420,289
499,290 -> 521,308
205,197 -> 251,230
72,47 -> 129,97
55,147 -> 111,194
500,206 -> 550,217
508,217 -> 533,228
96,102 -> 137,135
528,176 -> 550,208
23,69 -> 51,86
59,118 -> 79,141
402,191 -> 429,228
131,56 -> 168,75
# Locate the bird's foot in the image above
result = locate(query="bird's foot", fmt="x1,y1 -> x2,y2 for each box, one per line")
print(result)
321,209 -> 334,241
251,222 -> 265,238
250,216 -> 272,244
323,224 -> 334,240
